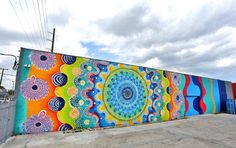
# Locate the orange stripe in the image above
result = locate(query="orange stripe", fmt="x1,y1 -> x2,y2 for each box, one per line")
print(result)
210,79 -> 216,113
27,54 -> 64,131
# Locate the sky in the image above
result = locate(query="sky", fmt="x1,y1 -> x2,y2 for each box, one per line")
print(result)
0,0 -> 236,89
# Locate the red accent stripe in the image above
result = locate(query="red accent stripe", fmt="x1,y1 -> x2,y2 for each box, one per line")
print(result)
183,75 -> 190,116
198,77 -> 206,113
233,83 -> 236,99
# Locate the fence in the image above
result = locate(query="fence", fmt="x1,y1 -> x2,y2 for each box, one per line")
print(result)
0,100 -> 16,144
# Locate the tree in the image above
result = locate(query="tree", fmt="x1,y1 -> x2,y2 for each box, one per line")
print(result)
8,89 -> 14,96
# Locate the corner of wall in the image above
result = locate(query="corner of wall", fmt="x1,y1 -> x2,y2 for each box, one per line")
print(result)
233,83 -> 236,99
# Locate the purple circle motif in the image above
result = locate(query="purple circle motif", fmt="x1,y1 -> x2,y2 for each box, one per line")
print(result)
171,73 -> 180,87
23,110 -> 53,134
21,76 -> 49,100
172,111 -> 180,119
30,51 -> 56,70
174,91 -> 183,106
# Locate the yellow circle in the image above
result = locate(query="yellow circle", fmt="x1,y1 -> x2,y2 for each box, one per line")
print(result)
161,110 -> 165,116
161,81 -> 165,87
155,76 -> 159,80
84,119 -> 90,125
67,87 -> 77,96
80,80 -> 85,86
69,108 -> 79,119
87,66 -> 92,71
72,67 -> 81,76
79,100 -> 84,106
162,96 -> 167,102
158,89 -> 161,93
157,102 -> 161,107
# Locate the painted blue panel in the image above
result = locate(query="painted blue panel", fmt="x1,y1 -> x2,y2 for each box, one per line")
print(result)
187,76 -> 200,96
212,80 -> 220,113
218,80 -> 227,112
186,96 -> 200,116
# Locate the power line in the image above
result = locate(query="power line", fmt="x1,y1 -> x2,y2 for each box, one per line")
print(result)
2,73 -> 16,77
36,0 -> 47,48
8,0 -> 35,47
9,0 -> 51,51
33,0 -> 45,49
0,53 -> 18,70
44,0 -> 49,40
2,76 -> 15,81
24,0 -> 43,49
41,0 -> 48,40
18,0 -> 39,49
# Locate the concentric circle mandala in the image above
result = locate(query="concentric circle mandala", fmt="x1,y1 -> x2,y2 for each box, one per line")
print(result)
103,68 -> 148,121
52,72 -> 67,87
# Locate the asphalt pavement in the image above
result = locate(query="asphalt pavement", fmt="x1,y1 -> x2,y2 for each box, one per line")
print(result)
1,114 -> 236,148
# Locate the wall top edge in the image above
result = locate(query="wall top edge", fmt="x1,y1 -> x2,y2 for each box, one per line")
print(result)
20,47 -> 232,83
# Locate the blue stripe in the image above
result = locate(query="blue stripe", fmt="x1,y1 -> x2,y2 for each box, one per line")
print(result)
218,80 -> 227,112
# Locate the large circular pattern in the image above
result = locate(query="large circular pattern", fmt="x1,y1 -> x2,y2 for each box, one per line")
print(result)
48,97 -> 65,111
171,73 -> 180,87
21,76 -> 49,100
62,55 -> 76,64
23,111 -> 53,134
174,91 -> 183,106
52,72 -> 68,87
103,68 -> 148,121
30,51 -> 56,70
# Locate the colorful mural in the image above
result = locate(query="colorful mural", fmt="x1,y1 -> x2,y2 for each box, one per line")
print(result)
233,83 -> 236,99
14,48 -> 232,134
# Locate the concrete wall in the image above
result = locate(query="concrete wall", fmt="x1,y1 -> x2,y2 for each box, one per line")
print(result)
13,48 -> 233,134
0,101 -> 16,144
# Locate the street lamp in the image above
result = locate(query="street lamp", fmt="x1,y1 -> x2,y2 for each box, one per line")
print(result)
0,53 -> 18,70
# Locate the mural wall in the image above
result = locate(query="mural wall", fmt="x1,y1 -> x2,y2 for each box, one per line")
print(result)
233,83 -> 236,99
14,48 -> 233,134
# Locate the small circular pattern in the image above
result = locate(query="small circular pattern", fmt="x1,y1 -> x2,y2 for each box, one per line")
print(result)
72,67 -> 81,76
103,68 -> 148,121
67,87 -> 77,96
30,51 -> 56,70
69,108 -> 79,118
21,76 -> 49,100
52,72 -> 68,87
59,123 -> 73,131
122,87 -> 133,100
62,55 -> 76,64
48,97 -> 65,111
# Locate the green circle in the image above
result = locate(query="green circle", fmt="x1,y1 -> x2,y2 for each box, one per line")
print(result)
103,68 -> 148,121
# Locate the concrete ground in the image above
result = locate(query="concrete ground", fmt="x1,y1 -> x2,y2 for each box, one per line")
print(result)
1,114 -> 236,148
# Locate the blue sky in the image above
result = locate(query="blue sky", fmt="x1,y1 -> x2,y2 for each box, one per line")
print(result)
0,0 -> 236,89
80,41 -> 118,61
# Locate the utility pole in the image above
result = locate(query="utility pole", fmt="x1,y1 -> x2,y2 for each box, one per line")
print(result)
0,68 -> 8,87
51,28 -> 55,53
47,28 -> 56,53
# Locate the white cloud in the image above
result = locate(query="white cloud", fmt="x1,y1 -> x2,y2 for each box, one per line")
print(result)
1,0 -> 236,89
216,57 -> 236,68
141,57 -> 162,69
